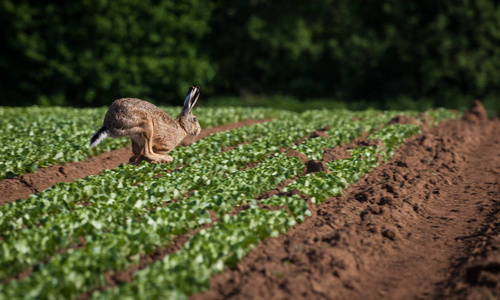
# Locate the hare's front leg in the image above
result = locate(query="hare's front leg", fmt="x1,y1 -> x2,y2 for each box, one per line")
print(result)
142,117 -> 174,164
144,147 -> 173,164
143,151 -> 173,164
152,149 -> 174,164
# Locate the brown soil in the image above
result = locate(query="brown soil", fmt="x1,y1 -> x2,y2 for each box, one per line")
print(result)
0,119 -> 269,205
192,105 -> 500,299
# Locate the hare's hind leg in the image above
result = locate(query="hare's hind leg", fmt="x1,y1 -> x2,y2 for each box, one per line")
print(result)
132,139 -> 142,156
142,117 -> 174,164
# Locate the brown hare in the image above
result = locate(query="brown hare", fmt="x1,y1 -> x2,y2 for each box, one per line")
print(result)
90,86 -> 201,164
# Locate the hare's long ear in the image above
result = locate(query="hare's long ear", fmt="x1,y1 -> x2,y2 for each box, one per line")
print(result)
181,86 -> 200,116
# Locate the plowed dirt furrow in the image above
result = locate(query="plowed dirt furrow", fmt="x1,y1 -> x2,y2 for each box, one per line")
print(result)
358,120 -> 500,299
192,113 -> 499,299
436,135 -> 500,299
0,119 -> 269,204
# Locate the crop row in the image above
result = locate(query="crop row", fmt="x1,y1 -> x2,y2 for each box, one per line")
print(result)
0,106 -> 278,179
286,124 -> 421,203
0,154 -> 305,299
291,108 -> 460,161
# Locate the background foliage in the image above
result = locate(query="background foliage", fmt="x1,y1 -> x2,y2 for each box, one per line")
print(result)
0,0 -> 215,106
0,0 -> 498,113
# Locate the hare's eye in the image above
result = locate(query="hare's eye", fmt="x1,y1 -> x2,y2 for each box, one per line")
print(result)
192,117 -> 197,123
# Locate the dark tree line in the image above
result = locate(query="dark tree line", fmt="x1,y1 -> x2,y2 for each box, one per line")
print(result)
0,0 -> 498,111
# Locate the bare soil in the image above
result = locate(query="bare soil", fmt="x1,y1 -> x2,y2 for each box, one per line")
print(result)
0,119 -> 269,205
192,103 -> 500,299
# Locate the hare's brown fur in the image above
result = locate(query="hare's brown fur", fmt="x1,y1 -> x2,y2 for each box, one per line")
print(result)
91,86 -> 201,164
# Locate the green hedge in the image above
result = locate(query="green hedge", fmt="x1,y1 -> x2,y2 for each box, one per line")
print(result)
0,0 -> 498,112
206,0 -> 499,112
0,0 -> 216,106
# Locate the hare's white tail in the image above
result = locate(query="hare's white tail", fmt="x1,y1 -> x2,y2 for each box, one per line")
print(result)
90,126 -> 109,147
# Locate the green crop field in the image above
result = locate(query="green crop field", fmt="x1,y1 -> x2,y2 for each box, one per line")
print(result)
0,106 -> 461,299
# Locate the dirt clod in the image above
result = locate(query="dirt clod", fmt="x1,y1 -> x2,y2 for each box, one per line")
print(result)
306,160 -> 331,174
463,99 -> 488,122
381,227 -> 399,241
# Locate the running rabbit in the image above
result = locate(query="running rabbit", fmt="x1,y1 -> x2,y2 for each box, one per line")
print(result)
90,86 -> 201,164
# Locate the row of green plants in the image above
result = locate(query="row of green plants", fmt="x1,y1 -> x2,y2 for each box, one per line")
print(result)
292,110 -> 410,160
0,106 -> 278,179
284,109 -> 462,203
6,108 -> 420,236
285,124 -> 421,203
0,109 -> 405,298
0,106 -> 458,180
